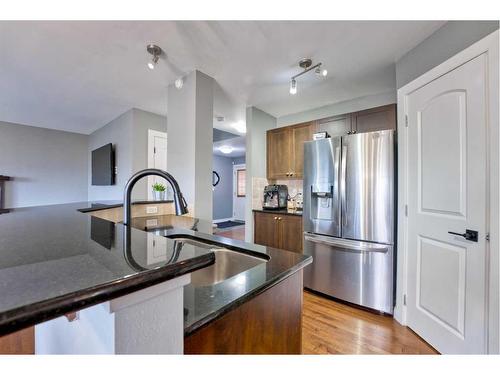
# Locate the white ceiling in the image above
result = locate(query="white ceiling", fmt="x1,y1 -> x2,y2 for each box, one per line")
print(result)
0,21 -> 446,135
213,136 -> 246,158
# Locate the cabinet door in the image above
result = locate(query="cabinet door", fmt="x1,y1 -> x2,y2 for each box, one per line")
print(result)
254,212 -> 279,248
290,122 -> 314,179
317,114 -> 352,137
352,104 -> 396,134
279,215 -> 303,253
267,128 -> 292,179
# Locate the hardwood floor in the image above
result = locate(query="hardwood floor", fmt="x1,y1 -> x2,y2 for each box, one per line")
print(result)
302,291 -> 438,354
216,226 -> 245,241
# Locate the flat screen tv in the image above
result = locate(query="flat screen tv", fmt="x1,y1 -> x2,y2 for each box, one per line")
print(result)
91,143 -> 115,185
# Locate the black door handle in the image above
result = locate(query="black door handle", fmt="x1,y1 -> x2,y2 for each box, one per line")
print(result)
448,229 -> 478,242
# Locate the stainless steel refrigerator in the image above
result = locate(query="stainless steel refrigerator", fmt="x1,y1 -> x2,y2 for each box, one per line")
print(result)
303,130 -> 395,314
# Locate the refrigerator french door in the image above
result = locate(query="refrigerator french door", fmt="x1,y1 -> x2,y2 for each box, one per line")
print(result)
303,130 -> 395,314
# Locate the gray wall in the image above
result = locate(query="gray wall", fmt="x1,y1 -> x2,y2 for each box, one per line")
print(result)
88,110 -> 134,201
232,156 -> 246,165
245,107 -> 277,241
87,108 -> 167,201
396,21 -> 499,88
212,155 -> 234,220
0,120 -> 88,208
277,91 -> 396,127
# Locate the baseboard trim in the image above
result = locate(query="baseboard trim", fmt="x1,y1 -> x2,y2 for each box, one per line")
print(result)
213,217 -> 234,224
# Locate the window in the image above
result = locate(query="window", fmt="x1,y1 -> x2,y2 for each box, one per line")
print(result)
237,169 -> 246,197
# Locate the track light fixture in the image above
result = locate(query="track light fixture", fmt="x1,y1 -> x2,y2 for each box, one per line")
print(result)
289,58 -> 328,95
146,44 -> 162,70
290,79 -> 297,95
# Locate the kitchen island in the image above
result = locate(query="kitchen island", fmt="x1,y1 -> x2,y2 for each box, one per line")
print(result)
0,201 -> 311,354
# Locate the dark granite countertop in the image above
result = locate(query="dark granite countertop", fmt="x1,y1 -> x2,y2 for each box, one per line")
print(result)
252,208 -> 303,216
0,203 -> 213,336
77,199 -> 173,213
0,202 -> 312,338
145,226 -> 311,336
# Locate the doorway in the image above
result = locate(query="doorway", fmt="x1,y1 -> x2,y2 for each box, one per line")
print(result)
233,163 -> 246,221
147,129 -> 168,200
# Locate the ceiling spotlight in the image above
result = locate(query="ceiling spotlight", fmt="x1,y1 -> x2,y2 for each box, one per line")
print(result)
219,145 -> 234,154
232,121 -> 246,134
290,79 -> 297,95
315,67 -> 328,77
289,58 -> 327,94
175,77 -> 184,89
146,44 -> 162,70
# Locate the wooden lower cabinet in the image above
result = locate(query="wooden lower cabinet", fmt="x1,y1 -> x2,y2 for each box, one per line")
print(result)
184,270 -> 303,354
254,211 -> 279,248
0,326 -> 34,354
253,211 -> 303,253
280,215 -> 303,253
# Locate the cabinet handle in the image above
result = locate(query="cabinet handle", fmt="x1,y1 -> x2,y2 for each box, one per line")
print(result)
274,217 -> 278,220
278,217 -> 282,221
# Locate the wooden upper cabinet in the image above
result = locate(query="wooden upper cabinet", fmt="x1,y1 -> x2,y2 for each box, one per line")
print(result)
316,114 -> 352,137
266,104 -> 396,179
290,122 -> 314,179
267,127 -> 292,179
351,104 -> 396,134
267,121 -> 314,180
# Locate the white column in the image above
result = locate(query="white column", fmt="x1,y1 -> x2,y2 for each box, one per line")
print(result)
244,107 -> 277,242
167,70 -> 214,231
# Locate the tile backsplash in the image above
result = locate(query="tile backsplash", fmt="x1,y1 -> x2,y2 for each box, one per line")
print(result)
251,177 -> 303,210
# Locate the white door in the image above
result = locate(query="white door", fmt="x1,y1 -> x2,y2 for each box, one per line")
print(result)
148,130 -> 168,200
233,164 -> 246,221
406,54 -> 488,353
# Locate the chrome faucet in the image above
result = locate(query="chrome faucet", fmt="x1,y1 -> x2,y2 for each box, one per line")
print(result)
123,168 -> 188,226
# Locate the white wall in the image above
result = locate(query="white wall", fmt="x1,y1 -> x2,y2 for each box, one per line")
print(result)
0,120 -> 88,208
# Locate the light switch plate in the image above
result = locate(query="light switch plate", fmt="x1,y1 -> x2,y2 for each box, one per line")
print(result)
146,206 -> 158,214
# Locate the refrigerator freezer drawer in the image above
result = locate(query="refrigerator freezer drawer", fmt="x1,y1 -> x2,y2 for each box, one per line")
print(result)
303,233 -> 394,314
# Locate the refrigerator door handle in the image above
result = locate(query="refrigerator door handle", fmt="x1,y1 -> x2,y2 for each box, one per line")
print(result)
304,233 -> 389,254
335,145 -> 341,224
341,145 -> 347,226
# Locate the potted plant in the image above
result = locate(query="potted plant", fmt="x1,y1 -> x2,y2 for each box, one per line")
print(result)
152,182 -> 166,201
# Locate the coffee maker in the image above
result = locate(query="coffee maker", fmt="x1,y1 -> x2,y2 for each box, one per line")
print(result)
262,185 -> 288,210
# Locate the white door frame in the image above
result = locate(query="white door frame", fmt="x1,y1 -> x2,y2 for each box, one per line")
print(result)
147,129 -> 168,201
395,30 -> 499,353
233,163 -> 246,221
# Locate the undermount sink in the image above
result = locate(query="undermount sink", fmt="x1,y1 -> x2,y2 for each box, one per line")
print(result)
167,237 -> 267,287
